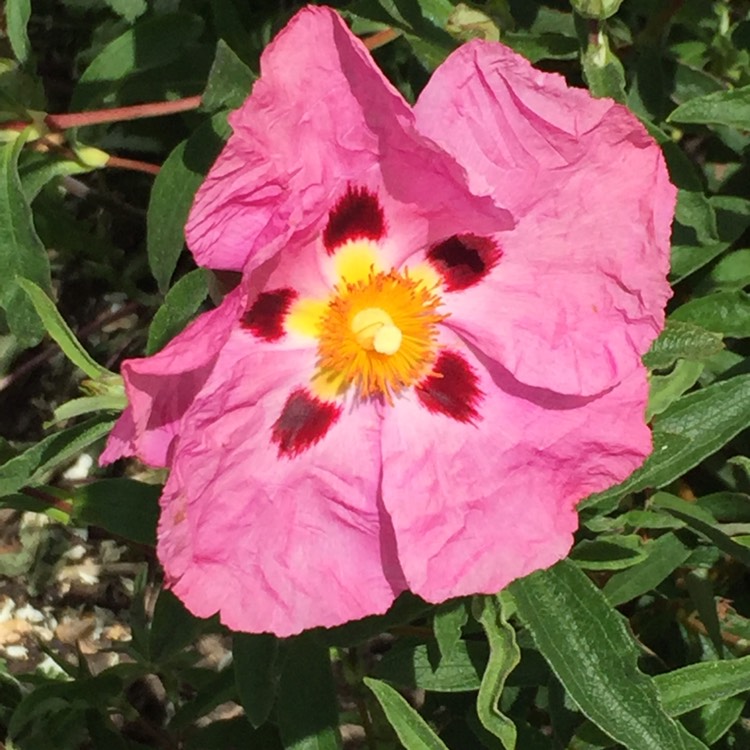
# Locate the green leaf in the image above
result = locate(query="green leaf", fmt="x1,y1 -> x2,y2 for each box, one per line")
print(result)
670,242 -> 729,283
322,592 -> 432,647
234,633 -> 281,728
585,509 -> 686,532
364,677 -> 449,750
643,321 -> 724,371
186,718 -> 282,750
570,536 -> 648,571
684,569 -> 724,654
502,32 -> 578,62
170,668 -> 238,731
696,492 -> 750,522
374,639 -> 487,692
146,269 -> 209,354
17,278 -> 112,379
669,85 -> 750,129
71,13 -> 205,109
51,394 -> 126,425
8,672 -> 124,741
473,595 -> 519,750
149,588 -> 203,661
277,637 -> 342,750
683,696 -> 745,745
651,492 -> 750,567
147,114 -> 230,292
6,0 -> 32,64
656,655 -> 750,716
573,654 -> 750,748
602,532 -> 693,606
0,415 -> 115,499
671,291 -> 750,338
674,190 -> 719,245
202,40 -> 257,113
19,152 -> 95,203
71,478 -> 159,546
706,248 -> 750,291
511,561 -> 707,750
433,599 -> 468,660
0,134 -> 52,348
581,375 -> 750,508
646,359 -> 704,420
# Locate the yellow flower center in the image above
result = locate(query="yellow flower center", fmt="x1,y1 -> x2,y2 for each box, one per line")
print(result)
314,270 -> 444,400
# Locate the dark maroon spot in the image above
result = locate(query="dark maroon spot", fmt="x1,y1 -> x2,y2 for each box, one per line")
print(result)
323,185 -> 386,253
271,388 -> 342,457
416,350 -> 483,423
241,288 -> 298,341
427,234 -> 501,291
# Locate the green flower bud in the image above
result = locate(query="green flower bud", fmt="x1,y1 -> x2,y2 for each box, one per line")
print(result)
571,0 -> 625,20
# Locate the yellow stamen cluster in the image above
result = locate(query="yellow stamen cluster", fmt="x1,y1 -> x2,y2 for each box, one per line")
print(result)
315,270 -> 444,400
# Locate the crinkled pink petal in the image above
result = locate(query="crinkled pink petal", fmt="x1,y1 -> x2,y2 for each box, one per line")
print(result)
157,331 -> 405,636
99,407 -> 136,464
380,342 -> 651,602
185,7 -> 511,275
100,287 -> 242,468
415,41 -> 675,395
185,6 -> 409,272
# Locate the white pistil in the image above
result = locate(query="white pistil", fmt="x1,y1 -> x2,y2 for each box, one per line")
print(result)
351,307 -> 402,355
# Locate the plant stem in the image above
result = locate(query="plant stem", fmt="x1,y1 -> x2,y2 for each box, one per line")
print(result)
45,96 -> 202,130
105,155 -> 161,175
21,487 -> 74,515
363,28 -> 402,51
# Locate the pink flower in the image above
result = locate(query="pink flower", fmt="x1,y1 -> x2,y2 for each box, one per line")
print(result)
102,6 -> 675,636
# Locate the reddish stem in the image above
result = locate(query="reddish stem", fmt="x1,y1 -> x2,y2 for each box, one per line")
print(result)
45,95 -> 202,131
2,120 -> 28,132
363,28 -> 401,51
105,155 -> 161,175
21,487 -> 74,515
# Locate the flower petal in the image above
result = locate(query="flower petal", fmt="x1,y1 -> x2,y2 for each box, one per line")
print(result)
185,7 -> 410,272
417,41 -> 675,395
100,287 -> 243,468
415,40 -> 614,215
186,7 -> 511,276
381,345 -> 651,602
157,332 -> 405,636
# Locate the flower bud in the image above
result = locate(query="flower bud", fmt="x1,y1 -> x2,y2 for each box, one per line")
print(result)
571,0 -> 624,20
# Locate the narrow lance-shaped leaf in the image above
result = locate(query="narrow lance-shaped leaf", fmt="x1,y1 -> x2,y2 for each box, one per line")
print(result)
668,85 -> 750,129
147,269 -> 209,355
0,415 -> 115,499
602,532 -> 693,606
473,594 -> 520,750
70,13 -> 205,109
642,320 -> 724,371
234,633 -> 281,729
6,0 -> 32,64
17,278 -> 113,379
71,479 -> 159,547
364,677 -> 449,750
651,492 -> 750,567
670,290 -> 750,339
433,599 -> 468,660
0,133 -> 52,348
277,636 -> 342,750
581,374 -> 750,508
511,560 -> 707,750
657,655 -> 750,716
147,114 -> 230,292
